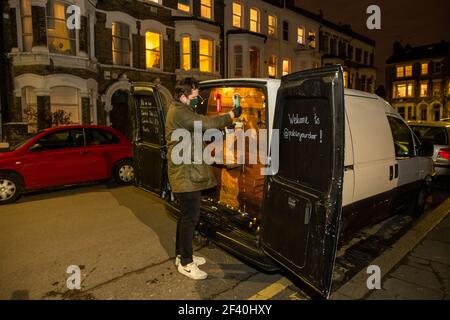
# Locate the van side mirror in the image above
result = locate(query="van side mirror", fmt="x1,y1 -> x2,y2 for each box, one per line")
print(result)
419,139 -> 434,157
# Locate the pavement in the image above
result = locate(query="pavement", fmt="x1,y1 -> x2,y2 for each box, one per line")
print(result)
0,181 -> 449,300
365,213 -> 450,300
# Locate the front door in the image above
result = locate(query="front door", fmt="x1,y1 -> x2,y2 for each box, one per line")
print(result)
260,66 -> 345,298
131,83 -> 167,197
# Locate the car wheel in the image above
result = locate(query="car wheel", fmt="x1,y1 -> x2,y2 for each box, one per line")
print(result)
113,160 -> 135,185
0,173 -> 23,205
410,184 -> 428,217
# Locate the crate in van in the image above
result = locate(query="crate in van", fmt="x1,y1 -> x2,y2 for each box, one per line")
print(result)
131,65 -> 434,298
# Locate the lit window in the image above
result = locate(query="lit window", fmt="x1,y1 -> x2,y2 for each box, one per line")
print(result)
47,0 -> 76,55
421,63 -> 428,75
396,66 -> 404,78
420,83 -> 428,97
397,84 -> 406,97
308,31 -> 316,49
145,32 -> 161,69
297,27 -> 304,45
21,0 -> 33,52
405,65 -> 412,77
199,38 -> 213,73
407,83 -> 414,97
178,0 -> 190,12
282,59 -> 290,76
181,36 -> 191,71
268,15 -> 277,37
395,83 -> 414,98
232,2 -> 242,28
201,0 -> 212,19
249,8 -> 260,33
112,22 -> 131,66
234,45 -> 243,76
268,55 -> 277,78
147,0 -> 160,3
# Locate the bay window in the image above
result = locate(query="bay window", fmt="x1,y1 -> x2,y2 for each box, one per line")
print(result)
47,0 -> 76,55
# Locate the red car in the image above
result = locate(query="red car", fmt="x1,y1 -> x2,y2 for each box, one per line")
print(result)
0,125 -> 134,204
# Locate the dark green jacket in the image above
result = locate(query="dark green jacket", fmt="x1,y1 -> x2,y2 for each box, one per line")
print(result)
165,100 -> 232,193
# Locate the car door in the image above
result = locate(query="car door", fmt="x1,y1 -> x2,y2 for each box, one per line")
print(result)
131,83 -> 167,197
26,128 -> 93,188
260,66 -> 345,299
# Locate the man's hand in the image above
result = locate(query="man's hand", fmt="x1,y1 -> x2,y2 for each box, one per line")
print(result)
229,106 -> 243,119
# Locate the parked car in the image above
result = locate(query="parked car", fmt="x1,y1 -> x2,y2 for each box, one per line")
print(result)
408,121 -> 450,176
130,66 -> 434,299
0,125 -> 133,204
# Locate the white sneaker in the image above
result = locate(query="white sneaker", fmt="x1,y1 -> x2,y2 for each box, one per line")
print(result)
175,255 -> 206,267
178,262 -> 208,280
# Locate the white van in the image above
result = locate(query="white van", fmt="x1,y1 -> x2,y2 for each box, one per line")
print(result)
131,66 -> 434,299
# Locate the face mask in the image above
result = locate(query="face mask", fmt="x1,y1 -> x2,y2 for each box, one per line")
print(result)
189,98 -> 199,107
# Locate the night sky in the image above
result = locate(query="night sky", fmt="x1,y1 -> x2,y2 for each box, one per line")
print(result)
295,0 -> 450,87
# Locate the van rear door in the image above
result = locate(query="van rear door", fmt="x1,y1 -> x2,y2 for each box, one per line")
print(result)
260,66 -> 345,298
131,83 -> 167,197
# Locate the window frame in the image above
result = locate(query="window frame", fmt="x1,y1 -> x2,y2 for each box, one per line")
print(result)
232,2 -> 243,28
421,63 -> 429,75
112,22 -> 131,67
234,45 -> 243,77
20,0 -> 33,52
181,35 -> 191,71
46,0 -> 77,56
282,20 -> 289,41
200,0 -> 213,20
145,31 -> 162,70
282,58 -> 290,76
177,0 -> 191,13
268,14 -> 277,37
199,37 -> 214,73
268,55 -> 277,78
297,27 -> 305,45
387,116 -> 416,159
249,8 -> 260,33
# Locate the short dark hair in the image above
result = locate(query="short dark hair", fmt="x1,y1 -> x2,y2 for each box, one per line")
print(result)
174,77 -> 199,100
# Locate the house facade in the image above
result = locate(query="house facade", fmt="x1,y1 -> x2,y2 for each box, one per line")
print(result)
386,41 -> 450,121
1,0 -> 376,143
223,0 -> 376,92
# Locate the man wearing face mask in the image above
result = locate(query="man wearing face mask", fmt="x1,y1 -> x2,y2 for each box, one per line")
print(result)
166,78 -> 242,280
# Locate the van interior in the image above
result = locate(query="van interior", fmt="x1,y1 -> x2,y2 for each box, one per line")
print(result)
198,86 -> 267,233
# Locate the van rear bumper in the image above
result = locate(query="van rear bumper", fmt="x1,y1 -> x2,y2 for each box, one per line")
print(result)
165,201 -> 279,272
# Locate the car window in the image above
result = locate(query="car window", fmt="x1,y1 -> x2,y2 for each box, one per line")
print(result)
387,117 -> 415,158
86,129 -> 120,146
30,129 -> 85,152
411,126 -> 448,145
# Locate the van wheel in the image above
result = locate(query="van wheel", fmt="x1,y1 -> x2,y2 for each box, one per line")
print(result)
410,184 -> 428,217
113,160 -> 135,185
0,173 -> 23,205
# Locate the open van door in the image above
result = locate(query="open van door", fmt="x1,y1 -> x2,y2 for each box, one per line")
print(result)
260,66 -> 345,298
131,83 -> 167,197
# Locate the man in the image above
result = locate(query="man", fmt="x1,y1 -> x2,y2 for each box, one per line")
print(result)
166,78 -> 242,280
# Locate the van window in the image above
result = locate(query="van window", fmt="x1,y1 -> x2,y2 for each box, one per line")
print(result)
411,126 -> 448,146
86,129 -> 120,146
387,117 -> 415,158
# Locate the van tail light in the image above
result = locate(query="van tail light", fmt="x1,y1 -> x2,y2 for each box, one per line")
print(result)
438,148 -> 450,160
